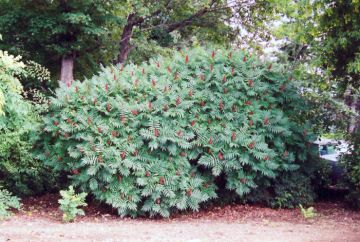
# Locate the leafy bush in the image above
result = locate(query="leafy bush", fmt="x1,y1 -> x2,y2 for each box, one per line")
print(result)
0,186 -> 21,219
59,185 -> 87,222
0,49 -> 54,196
342,131 -> 360,209
36,47 -> 316,217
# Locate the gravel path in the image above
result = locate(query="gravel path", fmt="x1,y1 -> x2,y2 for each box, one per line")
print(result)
0,195 -> 359,242
1,217 -> 359,242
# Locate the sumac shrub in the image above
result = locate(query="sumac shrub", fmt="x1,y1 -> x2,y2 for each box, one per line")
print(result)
36,47 -> 316,217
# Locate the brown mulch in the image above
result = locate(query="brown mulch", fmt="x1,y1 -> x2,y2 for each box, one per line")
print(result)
18,193 -> 360,224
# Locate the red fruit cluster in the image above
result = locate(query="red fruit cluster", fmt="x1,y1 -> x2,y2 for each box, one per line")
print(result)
154,128 -> 160,137
245,100 -> 252,105
98,155 -> 103,163
176,96 -> 181,105
121,115 -> 126,123
163,104 -> 169,111
72,169 -> 79,175
218,152 -> 224,160
121,151 -> 126,160
209,138 -> 213,145
131,110 -> 138,116
186,188 -> 193,196
264,117 -> 269,125
283,151 -> 289,158
279,85 -> 286,92
232,105 -> 237,112
188,90 -> 193,97
232,132 -> 236,141
133,150 -> 139,156
219,100 -> 224,111
248,79 -> 254,87
159,176 -> 165,185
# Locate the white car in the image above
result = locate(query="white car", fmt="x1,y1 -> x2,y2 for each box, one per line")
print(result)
313,138 -> 350,162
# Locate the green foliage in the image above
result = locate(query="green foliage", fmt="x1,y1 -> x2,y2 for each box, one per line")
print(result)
243,166 -> 325,209
0,0 -> 119,79
36,47 -> 316,217
0,186 -> 21,220
271,172 -> 316,209
59,185 -> 87,222
0,49 -> 54,196
299,204 -> 316,219
342,131 -> 360,209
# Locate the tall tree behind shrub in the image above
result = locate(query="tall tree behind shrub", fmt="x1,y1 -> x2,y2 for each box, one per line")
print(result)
36,47 -> 316,217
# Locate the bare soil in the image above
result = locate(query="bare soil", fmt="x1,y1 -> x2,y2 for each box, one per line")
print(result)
0,194 -> 359,242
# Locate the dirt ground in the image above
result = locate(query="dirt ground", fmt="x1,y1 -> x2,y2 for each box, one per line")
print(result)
1,194 -> 360,242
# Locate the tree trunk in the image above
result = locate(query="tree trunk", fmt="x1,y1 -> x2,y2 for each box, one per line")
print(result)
60,54 -> 75,87
345,88 -> 360,133
117,14 -> 137,64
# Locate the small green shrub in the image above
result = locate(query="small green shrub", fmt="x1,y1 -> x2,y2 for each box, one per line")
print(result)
0,186 -> 21,220
299,204 -> 316,219
37,47 -> 316,217
59,186 -> 87,222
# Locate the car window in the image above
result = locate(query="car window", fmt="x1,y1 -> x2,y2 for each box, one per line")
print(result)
327,145 -> 336,155
320,144 -> 337,155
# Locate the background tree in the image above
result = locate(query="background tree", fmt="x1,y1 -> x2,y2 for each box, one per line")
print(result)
0,0 -> 283,86
0,0 -> 118,85
275,0 -> 360,133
